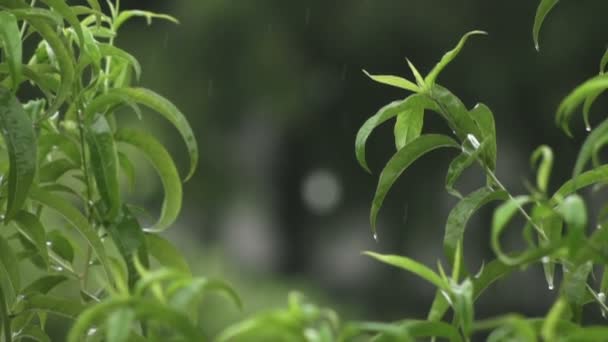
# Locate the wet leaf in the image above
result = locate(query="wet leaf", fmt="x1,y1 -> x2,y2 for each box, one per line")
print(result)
115,129 -> 181,232
362,70 -> 419,93
364,251 -> 448,291
371,134 -> 458,234
0,11 -> 22,90
0,87 -> 37,221
355,94 -> 439,173
532,0 -> 559,50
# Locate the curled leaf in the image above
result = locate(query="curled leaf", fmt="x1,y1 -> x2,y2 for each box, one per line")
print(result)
355,94 -> 438,173
532,0 -> 560,51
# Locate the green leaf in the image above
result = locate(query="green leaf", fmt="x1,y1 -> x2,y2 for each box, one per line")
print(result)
468,103 -> 497,171
21,294 -> 84,319
27,19 -> 75,118
13,325 -> 50,342
573,116 -> 608,177
37,132 -> 80,166
355,94 -> 439,173
68,298 -> 201,342
562,262 -> 592,305
105,308 -> 135,342
445,139 -> 488,198
556,195 -> 587,255
552,164 -> 608,202
106,206 -> 146,289
117,151 -> 135,192
0,285 -> 10,342
9,7 -> 63,27
39,0 -> 84,46
113,10 -> 179,31
0,87 -> 37,221
362,70 -> 419,93
29,188 -> 111,280
46,230 -> 74,264
424,31 -> 487,88
168,277 -> 242,314
0,234 -> 20,302
21,275 -> 68,295
86,115 -> 121,220
491,196 -> 533,265
394,98 -> 425,150
532,0 -> 559,51
557,74 -> 608,136
0,12 -> 22,90
364,251 -> 448,291
38,159 -> 77,183
370,134 -> 458,234
531,145 -> 554,193
428,85 -> 483,145
406,59 -> 425,87
452,278 -> 474,336
444,188 -> 507,266
84,87 -> 198,180
14,211 -> 49,267
115,129 -> 182,232
145,233 -> 190,274
98,43 -> 141,80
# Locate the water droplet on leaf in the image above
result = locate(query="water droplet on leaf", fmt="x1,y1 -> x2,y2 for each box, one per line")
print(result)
373,233 -> 378,242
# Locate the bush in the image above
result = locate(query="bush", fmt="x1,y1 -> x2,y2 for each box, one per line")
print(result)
0,0 -> 607,341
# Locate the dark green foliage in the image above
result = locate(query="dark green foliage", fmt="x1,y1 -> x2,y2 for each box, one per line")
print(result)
1,0 -> 606,341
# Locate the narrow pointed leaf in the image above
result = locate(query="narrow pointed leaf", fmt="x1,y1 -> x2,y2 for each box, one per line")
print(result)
562,261 -> 592,305
371,134 -> 458,234
491,196 -> 532,265
531,145 -> 554,193
0,285 -> 10,342
106,206 -> 146,289
21,294 -> 84,319
39,0 -> 84,46
14,325 -> 50,342
21,275 -> 68,295
394,99 -> 424,150
452,279 -> 474,336
98,44 -> 141,80
29,188 -> 111,280
84,87 -> 197,180
355,94 -> 439,172
0,87 -> 37,221
28,20 -> 75,117
105,308 -> 134,342
0,235 -> 19,302
9,8 -> 63,27
362,70 -> 419,92
444,188 -> 507,265
86,116 -> 120,220
532,0 -> 559,50
114,10 -> 179,31
424,31 -> 487,88
574,116 -> 608,177
406,59 -> 425,87
557,74 -> 608,136
145,233 -> 190,274
553,164 -> 608,202
0,12 -> 22,90
468,103 -> 497,170
14,211 -> 49,267
364,251 -> 448,290
116,129 -> 182,231
445,140 -> 488,198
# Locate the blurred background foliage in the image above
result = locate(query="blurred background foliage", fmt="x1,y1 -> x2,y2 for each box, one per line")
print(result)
115,0 -> 608,332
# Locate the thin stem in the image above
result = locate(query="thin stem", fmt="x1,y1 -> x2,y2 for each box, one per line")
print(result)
485,167 -> 548,241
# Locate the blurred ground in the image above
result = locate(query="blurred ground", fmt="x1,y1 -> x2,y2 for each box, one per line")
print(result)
116,0 -> 608,326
